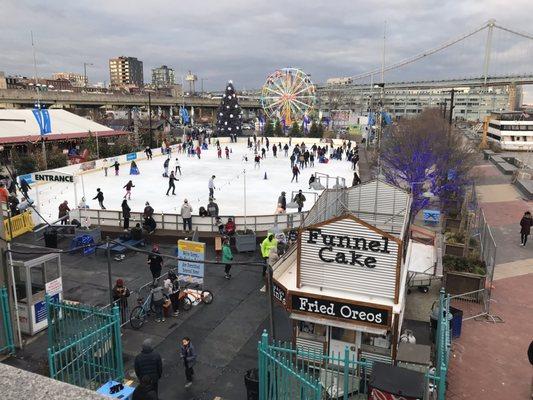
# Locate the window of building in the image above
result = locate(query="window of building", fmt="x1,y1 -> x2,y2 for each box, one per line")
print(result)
331,327 -> 356,343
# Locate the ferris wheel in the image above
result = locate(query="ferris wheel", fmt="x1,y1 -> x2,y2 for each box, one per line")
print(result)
261,67 -> 316,126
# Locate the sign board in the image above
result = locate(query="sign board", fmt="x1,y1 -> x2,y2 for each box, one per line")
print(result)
298,215 -> 402,301
33,171 -> 74,183
45,277 -> 63,297
18,173 -> 34,185
291,293 -> 391,328
126,152 -> 137,161
177,240 -> 206,284
272,280 -> 288,309
80,161 -> 96,171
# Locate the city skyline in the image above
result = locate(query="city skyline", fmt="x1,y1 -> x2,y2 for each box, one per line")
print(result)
0,0 -> 532,100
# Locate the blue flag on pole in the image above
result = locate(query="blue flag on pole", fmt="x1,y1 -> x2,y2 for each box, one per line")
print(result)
32,108 -> 52,135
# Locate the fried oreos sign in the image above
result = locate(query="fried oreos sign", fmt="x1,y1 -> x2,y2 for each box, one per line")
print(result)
33,172 -> 74,183
299,216 -> 401,300
292,294 -> 389,327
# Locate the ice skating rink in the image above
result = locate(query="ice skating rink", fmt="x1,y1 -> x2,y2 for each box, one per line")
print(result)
32,142 -> 357,221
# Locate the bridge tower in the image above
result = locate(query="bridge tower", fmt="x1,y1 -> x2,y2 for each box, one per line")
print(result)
483,19 -> 496,85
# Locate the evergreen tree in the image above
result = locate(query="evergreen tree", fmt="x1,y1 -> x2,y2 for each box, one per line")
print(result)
290,121 -> 301,137
216,81 -> 242,136
273,120 -> 283,137
264,120 -> 274,137
309,122 -> 320,138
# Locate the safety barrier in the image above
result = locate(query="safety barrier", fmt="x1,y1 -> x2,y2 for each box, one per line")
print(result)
258,331 -> 373,399
47,296 -> 124,389
0,287 -> 15,355
4,211 -> 34,241
75,208 -> 306,235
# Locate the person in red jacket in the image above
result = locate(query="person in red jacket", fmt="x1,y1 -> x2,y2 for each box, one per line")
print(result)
0,183 -> 9,204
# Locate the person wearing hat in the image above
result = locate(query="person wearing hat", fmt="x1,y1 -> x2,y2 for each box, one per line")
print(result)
260,233 -> 278,277
134,338 -> 162,396
112,279 -> 130,323
147,245 -> 163,282
181,199 -> 193,232
143,202 -> 154,219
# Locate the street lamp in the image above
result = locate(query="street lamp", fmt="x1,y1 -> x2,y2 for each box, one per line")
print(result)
83,62 -> 93,87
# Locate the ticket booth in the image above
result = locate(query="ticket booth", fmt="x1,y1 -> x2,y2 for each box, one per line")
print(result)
10,253 -> 63,335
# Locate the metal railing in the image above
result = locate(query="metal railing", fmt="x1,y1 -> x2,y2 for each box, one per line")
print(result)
73,208 -> 306,235
0,287 -> 15,355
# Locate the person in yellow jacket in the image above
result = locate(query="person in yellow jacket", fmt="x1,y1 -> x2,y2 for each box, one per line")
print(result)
260,233 -> 278,276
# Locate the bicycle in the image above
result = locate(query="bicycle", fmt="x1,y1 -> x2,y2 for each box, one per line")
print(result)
129,293 -> 153,330
179,282 -> 214,311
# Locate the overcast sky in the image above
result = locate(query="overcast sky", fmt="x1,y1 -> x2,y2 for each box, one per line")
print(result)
1,0 -> 532,101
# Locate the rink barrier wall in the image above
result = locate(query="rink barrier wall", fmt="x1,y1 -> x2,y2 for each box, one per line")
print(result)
73,208 -> 307,235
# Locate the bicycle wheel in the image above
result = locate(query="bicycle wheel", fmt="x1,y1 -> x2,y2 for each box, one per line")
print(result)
182,296 -> 192,311
130,306 -> 145,330
201,290 -> 214,304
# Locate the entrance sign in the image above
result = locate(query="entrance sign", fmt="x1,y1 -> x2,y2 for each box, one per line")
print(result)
33,171 -> 74,183
298,215 -> 402,300
177,240 -> 206,284
291,293 -> 390,328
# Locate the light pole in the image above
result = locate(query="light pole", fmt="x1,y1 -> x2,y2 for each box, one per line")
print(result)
200,78 -> 208,94
83,62 -> 93,87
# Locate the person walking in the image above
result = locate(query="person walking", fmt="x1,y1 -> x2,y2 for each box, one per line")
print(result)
208,175 -> 216,199
520,211 -> 533,246
293,190 -> 306,212
277,191 -> 287,213
180,337 -> 197,388
147,245 -> 163,282
102,158 -> 109,177
112,278 -> 130,323
309,174 -> 316,189
134,339 -> 162,396
260,234 -> 278,277
93,188 -> 105,209
291,164 -> 300,182
166,171 -> 179,196
352,171 -> 361,187
207,198 -> 219,217
163,271 -> 180,316
20,178 -> 31,199
121,199 -> 131,230
123,180 -> 135,200
163,158 -> 170,177
113,161 -> 120,176
58,200 -> 70,225
151,280 -> 165,323
181,199 -> 193,232
222,238 -> 233,279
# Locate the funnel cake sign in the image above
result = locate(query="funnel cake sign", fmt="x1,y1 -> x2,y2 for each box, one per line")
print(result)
298,215 -> 402,301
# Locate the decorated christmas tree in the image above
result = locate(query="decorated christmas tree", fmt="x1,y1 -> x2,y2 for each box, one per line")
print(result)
216,80 -> 242,136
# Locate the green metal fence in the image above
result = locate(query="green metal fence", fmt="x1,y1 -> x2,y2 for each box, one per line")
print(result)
0,287 -> 15,355
427,288 -> 452,400
258,332 -> 372,400
46,295 -> 124,389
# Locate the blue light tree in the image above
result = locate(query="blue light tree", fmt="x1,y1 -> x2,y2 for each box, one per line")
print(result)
379,109 -> 475,215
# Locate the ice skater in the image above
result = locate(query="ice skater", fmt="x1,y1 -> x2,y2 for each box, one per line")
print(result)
113,161 -> 120,176
130,160 -> 140,175
217,146 -> 222,159
291,164 -> 300,183
254,154 -> 261,169
163,158 -> 170,177
208,175 -> 216,199
102,158 -> 109,177
225,147 -> 230,159
166,172 -> 179,196
123,180 -> 135,200
145,146 -> 152,160
283,143 -> 289,157
93,188 -> 105,209
293,190 -> 306,212
174,158 -> 182,175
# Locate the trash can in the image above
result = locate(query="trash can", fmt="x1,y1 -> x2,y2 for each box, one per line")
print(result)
430,306 -> 453,344
449,306 -> 463,338
244,368 -> 259,400
44,228 -> 58,248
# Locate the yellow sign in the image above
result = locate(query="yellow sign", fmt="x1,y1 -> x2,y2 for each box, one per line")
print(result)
177,240 -> 205,253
